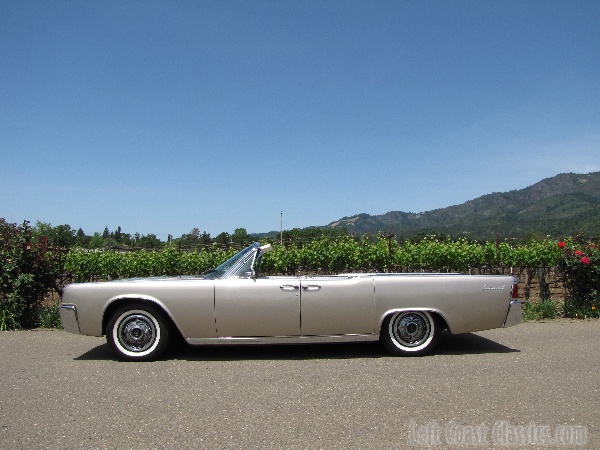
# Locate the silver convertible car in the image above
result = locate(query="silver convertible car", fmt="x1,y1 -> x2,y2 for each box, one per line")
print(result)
60,243 -> 521,361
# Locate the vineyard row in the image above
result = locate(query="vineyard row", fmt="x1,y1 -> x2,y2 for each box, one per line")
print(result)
65,237 -> 566,282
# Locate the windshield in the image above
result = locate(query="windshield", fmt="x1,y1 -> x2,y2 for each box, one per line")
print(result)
203,243 -> 260,280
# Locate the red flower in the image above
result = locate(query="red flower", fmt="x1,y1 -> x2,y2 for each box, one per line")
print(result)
574,250 -> 583,256
581,257 -> 590,265
558,241 -> 566,249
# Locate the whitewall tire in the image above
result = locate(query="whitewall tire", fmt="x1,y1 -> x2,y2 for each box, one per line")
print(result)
381,310 -> 440,356
107,304 -> 170,361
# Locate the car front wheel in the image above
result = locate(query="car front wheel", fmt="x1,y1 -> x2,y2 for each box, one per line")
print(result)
107,304 -> 170,361
381,310 -> 440,356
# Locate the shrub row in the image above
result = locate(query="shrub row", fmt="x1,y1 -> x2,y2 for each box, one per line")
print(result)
261,237 -> 563,274
65,236 -> 566,280
62,236 -> 600,320
65,247 -> 238,282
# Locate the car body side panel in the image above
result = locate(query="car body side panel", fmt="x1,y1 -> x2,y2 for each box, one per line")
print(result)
372,274 -> 515,334
153,281 -> 216,338
214,277 -> 301,337
61,284 -> 105,336
300,276 -> 375,335
61,272 -> 516,341
61,278 -> 216,338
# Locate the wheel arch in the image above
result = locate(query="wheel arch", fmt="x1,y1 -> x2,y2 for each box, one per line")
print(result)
102,296 -> 183,340
377,308 -> 451,336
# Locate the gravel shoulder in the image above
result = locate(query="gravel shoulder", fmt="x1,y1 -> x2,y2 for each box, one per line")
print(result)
0,320 -> 598,448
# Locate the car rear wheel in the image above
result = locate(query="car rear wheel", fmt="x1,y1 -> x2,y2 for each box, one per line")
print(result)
381,310 -> 440,356
107,304 -> 170,361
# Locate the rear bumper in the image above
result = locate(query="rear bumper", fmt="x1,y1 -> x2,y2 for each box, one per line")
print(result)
503,300 -> 522,328
59,304 -> 81,334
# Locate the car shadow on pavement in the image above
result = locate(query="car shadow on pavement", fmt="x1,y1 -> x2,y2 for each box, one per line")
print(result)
435,332 -> 520,356
75,331 -> 518,361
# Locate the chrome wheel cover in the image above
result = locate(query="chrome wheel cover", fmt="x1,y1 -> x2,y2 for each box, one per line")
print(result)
117,313 -> 157,353
390,311 -> 431,348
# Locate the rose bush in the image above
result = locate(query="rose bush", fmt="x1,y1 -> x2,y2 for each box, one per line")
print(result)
0,219 -> 66,329
557,238 -> 600,318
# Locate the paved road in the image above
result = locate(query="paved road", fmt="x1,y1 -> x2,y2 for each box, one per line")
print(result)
1,321 -> 598,449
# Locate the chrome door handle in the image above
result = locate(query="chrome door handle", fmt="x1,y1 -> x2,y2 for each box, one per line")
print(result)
280,285 -> 299,292
302,285 -> 321,291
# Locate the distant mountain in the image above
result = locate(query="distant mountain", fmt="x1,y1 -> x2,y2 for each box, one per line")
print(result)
325,172 -> 600,240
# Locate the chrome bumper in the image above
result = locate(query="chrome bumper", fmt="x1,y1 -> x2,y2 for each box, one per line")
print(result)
59,304 -> 81,334
503,300 -> 522,328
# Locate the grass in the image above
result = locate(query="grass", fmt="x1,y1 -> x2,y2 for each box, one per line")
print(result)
37,304 -> 63,329
522,299 -> 562,321
0,307 -> 20,331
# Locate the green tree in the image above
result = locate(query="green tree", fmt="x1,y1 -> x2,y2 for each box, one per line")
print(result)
33,221 -> 76,247
232,228 -> 251,246
75,228 -> 92,248
89,232 -> 104,249
179,228 -> 201,249
137,234 -> 163,249
114,226 -> 122,243
214,232 -> 230,247
201,231 -> 212,246
120,233 -> 133,247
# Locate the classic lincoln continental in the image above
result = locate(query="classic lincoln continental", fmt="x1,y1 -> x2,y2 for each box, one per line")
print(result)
60,242 -> 521,361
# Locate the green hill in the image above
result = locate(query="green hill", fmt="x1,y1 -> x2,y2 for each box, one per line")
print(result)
325,172 -> 600,240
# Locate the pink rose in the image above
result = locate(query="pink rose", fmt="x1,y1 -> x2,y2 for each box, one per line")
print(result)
581,257 -> 590,265
574,250 -> 583,256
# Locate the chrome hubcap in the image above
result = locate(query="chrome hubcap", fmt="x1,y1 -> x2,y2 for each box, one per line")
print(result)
392,312 -> 430,347
118,314 -> 156,352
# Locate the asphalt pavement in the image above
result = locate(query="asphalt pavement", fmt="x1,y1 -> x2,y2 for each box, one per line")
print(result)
0,320 -> 598,449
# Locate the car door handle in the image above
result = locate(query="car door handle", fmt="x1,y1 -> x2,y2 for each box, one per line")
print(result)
302,285 -> 321,291
280,285 -> 299,292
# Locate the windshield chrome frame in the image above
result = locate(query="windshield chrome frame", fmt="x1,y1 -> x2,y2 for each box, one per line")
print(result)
204,243 -> 260,280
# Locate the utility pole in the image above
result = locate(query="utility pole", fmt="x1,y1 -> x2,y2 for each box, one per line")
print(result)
280,211 -> 283,245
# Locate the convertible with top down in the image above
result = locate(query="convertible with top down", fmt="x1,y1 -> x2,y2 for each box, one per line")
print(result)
60,243 -> 521,360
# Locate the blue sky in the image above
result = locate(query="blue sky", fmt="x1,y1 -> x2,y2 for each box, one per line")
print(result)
1,1 -> 599,239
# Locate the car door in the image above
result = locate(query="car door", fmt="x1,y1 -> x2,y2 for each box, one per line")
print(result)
214,277 -> 301,337
300,276 -> 375,336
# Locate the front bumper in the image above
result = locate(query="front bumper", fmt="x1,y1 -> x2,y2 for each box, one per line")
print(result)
59,304 -> 81,334
503,300 -> 522,328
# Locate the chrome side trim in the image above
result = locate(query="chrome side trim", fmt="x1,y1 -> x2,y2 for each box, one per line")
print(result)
502,300 -> 522,328
186,334 -> 378,346
59,304 -> 81,334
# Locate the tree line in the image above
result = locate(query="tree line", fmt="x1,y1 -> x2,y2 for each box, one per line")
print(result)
27,220 -> 352,250
30,221 -> 253,250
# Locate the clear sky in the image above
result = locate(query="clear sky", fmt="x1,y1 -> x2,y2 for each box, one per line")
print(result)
1,1 -> 599,240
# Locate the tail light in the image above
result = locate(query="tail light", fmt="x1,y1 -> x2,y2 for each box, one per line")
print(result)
511,281 -> 519,299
